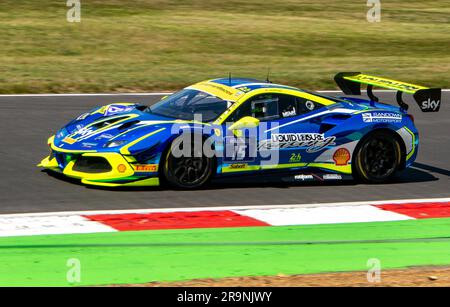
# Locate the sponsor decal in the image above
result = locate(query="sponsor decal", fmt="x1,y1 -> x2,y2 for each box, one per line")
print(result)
104,105 -> 135,116
133,164 -> 158,172
94,133 -> 114,141
76,112 -> 90,121
117,164 -> 127,173
259,133 -> 336,153
362,112 -> 402,123
202,83 -> 234,96
323,174 -> 343,180
81,142 -> 97,148
229,163 -> 247,169
294,174 -> 314,181
224,136 -> 256,162
305,101 -> 315,111
333,148 -> 351,166
351,75 -> 423,93
289,153 -> 302,163
75,126 -> 95,137
63,137 -> 76,144
282,107 -> 296,118
236,86 -> 251,93
421,98 -> 440,111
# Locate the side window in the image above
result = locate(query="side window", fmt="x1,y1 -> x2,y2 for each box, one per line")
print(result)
296,97 -> 319,115
228,94 -> 279,122
251,95 -> 279,121
227,93 -> 322,123
228,99 -> 252,122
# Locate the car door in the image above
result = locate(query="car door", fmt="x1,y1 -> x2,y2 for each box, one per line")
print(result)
222,92 -> 329,170
263,94 -> 328,167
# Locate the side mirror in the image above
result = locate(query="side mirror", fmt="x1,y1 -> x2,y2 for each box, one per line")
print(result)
228,116 -> 259,137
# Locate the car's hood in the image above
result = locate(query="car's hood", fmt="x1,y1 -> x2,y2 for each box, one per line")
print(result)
52,103 -> 189,152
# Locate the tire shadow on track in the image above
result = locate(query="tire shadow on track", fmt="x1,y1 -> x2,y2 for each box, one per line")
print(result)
41,164 -> 439,192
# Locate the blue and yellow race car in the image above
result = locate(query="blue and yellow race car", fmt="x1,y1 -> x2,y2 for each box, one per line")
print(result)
39,73 -> 442,189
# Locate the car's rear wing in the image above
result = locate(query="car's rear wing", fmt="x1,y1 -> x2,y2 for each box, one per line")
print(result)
334,72 -> 442,112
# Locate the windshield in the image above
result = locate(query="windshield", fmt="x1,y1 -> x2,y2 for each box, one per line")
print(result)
147,89 -> 230,122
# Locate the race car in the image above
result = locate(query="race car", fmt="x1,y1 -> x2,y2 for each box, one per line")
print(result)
38,73 -> 442,189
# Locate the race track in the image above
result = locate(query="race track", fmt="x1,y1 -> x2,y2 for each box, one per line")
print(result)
0,91 -> 448,214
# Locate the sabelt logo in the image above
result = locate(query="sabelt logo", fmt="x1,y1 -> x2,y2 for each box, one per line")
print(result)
259,133 -> 336,153
333,148 -> 351,166
230,163 -> 247,169
421,98 -> 440,111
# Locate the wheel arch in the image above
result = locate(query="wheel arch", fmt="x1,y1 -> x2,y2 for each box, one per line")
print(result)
158,132 -> 218,187
351,127 -> 407,178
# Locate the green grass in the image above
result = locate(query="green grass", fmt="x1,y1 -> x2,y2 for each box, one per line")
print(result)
0,218 -> 450,286
0,0 -> 449,93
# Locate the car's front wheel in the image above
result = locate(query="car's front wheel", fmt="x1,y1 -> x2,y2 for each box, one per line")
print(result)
353,130 -> 402,183
162,135 -> 214,189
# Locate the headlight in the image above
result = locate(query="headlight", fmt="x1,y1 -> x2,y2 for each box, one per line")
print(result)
104,140 -> 127,148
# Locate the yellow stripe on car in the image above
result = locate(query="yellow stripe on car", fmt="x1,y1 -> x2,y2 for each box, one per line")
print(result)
188,81 -> 244,102
344,74 -> 428,94
214,88 -> 336,125
221,162 -> 351,174
119,128 -> 166,155
81,177 -> 159,187
404,126 -> 416,161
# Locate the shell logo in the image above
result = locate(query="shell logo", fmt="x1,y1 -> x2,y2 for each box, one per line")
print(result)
333,148 -> 351,166
117,164 -> 127,173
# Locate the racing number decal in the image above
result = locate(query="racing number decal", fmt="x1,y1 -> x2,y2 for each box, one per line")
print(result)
224,136 -> 256,162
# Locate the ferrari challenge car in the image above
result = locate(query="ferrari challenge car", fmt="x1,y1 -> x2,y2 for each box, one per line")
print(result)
38,73 -> 442,188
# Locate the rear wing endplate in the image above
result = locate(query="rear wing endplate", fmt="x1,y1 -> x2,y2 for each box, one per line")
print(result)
334,72 -> 442,112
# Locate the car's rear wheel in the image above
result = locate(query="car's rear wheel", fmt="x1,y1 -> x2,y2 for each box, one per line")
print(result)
162,135 -> 214,189
353,130 -> 402,183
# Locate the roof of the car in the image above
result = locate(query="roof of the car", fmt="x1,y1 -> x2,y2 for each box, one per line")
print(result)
187,77 -> 305,102
210,77 -> 302,92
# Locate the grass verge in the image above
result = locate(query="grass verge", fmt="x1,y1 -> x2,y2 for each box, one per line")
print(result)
0,0 -> 449,93
0,217 -> 449,286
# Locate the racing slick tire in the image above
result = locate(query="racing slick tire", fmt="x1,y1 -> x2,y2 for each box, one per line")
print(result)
353,130 -> 403,183
162,135 -> 215,189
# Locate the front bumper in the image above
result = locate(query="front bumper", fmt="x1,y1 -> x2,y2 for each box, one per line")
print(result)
38,136 -> 160,187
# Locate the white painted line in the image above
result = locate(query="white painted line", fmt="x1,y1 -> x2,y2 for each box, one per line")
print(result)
2,197 -> 450,218
234,205 -> 412,226
0,198 -> 448,237
0,215 -> 116,237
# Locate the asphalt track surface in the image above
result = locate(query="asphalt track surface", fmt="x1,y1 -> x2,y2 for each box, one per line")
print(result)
0,91 -> 448,214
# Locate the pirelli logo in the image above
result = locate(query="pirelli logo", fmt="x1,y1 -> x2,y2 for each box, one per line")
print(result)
133,164 -> 158,172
